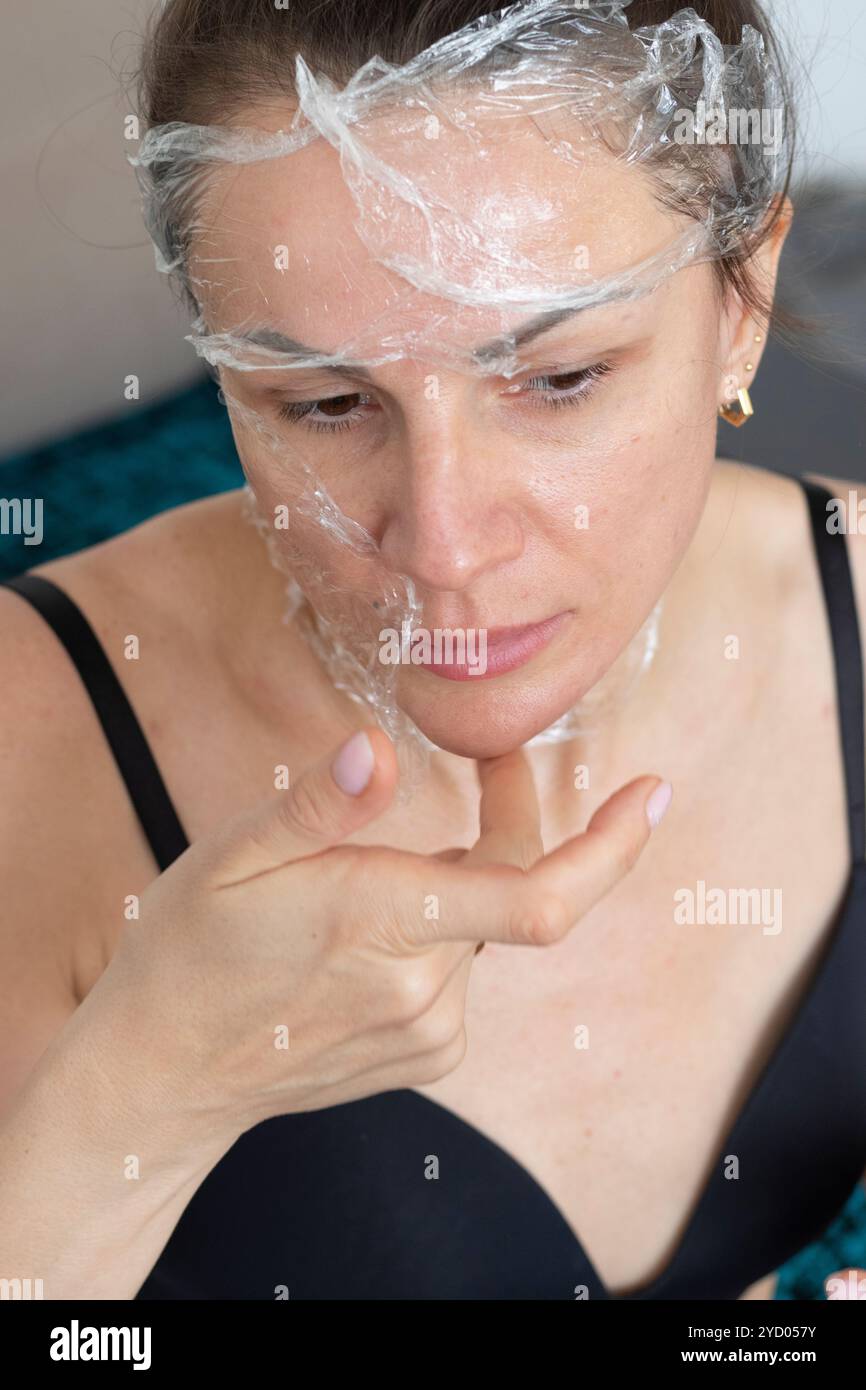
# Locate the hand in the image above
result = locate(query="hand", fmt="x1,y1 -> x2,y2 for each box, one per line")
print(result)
86,728 -> 670,1142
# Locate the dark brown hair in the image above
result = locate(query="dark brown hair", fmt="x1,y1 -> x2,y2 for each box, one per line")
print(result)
136,0 -> 798,333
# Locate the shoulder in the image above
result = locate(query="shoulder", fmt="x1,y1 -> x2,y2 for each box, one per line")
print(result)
0,488 -> 243,719
0,571 -> 147,1016
22,487 -> 250,641
0,485 -> 249,753
710,463 -> 866,787
0,571 -> 136,1105
1,488 -> 253,717
0,491 -> 246,1000
713,460 -> 866,610
801,472 -> 866,620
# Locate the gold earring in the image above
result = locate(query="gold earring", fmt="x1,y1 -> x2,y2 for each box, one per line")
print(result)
718,386 -> 754,427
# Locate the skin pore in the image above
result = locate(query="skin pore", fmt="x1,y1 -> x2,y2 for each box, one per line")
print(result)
6,93 -> 863,1301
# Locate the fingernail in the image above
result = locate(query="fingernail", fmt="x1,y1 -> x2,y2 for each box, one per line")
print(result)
331,731 -> 375,796
645,781 -> 672,829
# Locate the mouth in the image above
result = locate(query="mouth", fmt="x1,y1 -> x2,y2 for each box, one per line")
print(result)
415,610 -> 571,682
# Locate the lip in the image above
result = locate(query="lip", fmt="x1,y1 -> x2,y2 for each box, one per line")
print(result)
416,611 -> 571,681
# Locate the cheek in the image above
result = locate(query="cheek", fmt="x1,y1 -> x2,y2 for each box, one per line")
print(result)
546,392 -> 716,619
538,396 -> 713,527
231,402 -> 386,538
242,456 -> 399,617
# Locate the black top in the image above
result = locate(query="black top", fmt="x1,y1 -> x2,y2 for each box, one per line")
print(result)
4,476 -> 866,1300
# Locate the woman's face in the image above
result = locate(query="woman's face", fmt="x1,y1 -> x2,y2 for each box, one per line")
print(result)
190,106 -> 735,758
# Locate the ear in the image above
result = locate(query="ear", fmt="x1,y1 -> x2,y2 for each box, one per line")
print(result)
717,195 -> 794,403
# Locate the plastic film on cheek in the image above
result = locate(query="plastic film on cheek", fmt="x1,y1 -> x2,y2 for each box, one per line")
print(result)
130,0 -> 787,786
224,391 -> 435,795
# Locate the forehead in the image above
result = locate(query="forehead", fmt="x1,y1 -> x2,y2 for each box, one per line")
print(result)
188,98 -> 685,359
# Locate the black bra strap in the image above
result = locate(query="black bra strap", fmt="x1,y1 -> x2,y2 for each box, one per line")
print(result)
2,573 -> 190,872
801,478 -> 866,863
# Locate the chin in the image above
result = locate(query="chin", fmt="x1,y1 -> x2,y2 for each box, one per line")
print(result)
398,671 -> 586,759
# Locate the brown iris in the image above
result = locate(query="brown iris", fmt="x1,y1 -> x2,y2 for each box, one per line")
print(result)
316,394 -> 363,416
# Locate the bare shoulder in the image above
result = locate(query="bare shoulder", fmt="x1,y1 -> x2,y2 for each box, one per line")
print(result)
714,459 -> 866,604
0,492 -> 247,1048
709,461 -> 866,800
24,488 -> 252,644
0,489 -> 246,788
802,471 -> 866,617
0,570 -> 135,1111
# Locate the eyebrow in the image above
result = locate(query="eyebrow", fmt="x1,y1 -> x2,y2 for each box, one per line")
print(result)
236,303 -> 586,376
472,304 -> 586,365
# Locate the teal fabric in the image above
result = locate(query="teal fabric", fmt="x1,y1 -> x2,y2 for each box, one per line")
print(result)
0,380 -> 241,578
1,380 -> 864,1298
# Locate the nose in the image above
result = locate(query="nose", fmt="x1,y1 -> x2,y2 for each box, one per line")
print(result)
378,400 -> 524,592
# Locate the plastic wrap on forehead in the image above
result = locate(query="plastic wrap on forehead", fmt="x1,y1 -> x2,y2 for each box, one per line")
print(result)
131,0 -> 784,791
132,0 -> 787,359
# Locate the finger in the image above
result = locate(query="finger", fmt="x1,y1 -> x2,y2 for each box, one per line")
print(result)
465,747 -> 544,871
406,775 -> 670,947
432,843 -> 490,953
465,748 -> 544,955
211,728 -> 399,883
528,774 -> 671,910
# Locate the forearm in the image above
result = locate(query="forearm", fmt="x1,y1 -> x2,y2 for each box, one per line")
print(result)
0,995 -> 236,1300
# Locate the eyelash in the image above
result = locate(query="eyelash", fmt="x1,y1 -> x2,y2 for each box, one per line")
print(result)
275,361 -> 614,433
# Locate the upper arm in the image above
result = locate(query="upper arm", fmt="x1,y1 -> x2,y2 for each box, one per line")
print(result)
0,587 -> 123,1120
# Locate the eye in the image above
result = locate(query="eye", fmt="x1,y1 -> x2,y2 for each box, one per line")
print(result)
272,361 -> 614,433
517,361 -> 614,410
276,392 -> 375,433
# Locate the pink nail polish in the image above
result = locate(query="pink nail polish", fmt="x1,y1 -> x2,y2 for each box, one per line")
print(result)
331,731 -> 375,795
645,781 -> 672,828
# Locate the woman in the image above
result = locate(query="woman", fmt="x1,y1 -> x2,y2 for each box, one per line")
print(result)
1,0 -> 864,1302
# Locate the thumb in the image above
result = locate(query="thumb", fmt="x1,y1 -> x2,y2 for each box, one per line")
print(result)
213,728 -> 398,882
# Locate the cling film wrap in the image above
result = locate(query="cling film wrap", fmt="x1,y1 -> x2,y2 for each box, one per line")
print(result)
130,0 -> 786,791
